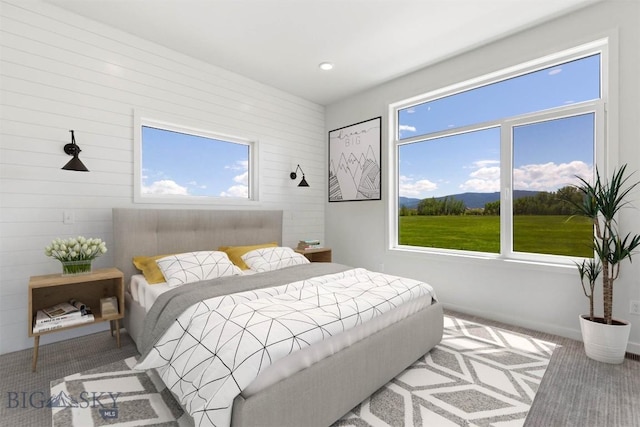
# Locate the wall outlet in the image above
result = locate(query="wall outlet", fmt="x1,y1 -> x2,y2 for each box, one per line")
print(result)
630,300 -> 640,316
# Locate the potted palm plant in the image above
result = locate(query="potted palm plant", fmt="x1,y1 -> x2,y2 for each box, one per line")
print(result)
566,164 -> 640,364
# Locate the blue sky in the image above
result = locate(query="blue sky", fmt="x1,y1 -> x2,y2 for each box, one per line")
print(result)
398,54 -> 599,199
140,55 -> 599,201
141,127 -> 249,198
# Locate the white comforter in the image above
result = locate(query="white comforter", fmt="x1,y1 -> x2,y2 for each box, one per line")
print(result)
135,268 -> 435,427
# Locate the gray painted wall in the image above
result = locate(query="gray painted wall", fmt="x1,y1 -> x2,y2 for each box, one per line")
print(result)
325,0 -> 640,354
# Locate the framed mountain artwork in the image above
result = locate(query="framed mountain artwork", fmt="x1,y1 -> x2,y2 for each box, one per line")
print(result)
328,117 -> 382,202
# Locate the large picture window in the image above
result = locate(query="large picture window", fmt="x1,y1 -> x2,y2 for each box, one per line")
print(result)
134,114 -> 257,204
391,40 -> 607,263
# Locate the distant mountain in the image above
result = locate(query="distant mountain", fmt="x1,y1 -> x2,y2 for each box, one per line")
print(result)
399,196 -> 422,209
399,191 -> 540,209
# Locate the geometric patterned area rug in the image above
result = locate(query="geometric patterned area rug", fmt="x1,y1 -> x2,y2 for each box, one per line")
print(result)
51,315 -> 556,427
50,357 -> 191,427
334,315 -> 557,427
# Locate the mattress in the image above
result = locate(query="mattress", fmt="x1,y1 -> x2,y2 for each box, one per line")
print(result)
129,274 -> 170,312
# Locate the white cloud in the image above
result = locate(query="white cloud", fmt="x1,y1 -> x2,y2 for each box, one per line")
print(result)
513,161 -> 591,191
187,180 -> 207,189
219,160 -> 249,197
142,179 -> 189,195
472,159 -> 500,169
399,125 -> 416,133
460,177 -> 500,193
226,160 -> 248,171
233,171 -> 248,185
399,175 -> 437,198
548,68 -> 562,75
220,185 -> 248,198
470,165 -> 500,180
460,165 -> 500,192
458,161 -> 590,193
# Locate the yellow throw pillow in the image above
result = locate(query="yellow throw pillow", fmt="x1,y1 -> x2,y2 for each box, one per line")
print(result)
133,254 -> 172,284
219,242 -> 278,270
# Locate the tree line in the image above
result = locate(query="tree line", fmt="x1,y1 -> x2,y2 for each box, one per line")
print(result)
399,186 -> 584,216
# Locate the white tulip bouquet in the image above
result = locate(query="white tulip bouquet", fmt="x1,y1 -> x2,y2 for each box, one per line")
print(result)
45,236 -> 107,261
45,236 -> 107,275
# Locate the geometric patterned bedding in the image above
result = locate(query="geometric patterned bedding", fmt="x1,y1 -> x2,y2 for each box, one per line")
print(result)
134,268 -> 436,427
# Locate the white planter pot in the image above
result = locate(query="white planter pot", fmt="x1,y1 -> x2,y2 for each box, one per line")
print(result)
579,315 -> 631,364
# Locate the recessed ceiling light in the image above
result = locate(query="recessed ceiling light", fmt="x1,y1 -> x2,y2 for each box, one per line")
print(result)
319,62 -> 334,71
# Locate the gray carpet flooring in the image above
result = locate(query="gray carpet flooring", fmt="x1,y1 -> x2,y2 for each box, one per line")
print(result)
1,331 -> 139,427
1,310 -> 638,427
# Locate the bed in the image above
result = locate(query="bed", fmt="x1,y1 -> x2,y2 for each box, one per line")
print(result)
112,208 -> 443,427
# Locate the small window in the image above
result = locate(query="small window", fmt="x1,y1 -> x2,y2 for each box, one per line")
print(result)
134,115 -> 257,204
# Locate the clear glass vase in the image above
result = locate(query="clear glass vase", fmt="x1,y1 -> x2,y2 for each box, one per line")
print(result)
61,260 -> 92,275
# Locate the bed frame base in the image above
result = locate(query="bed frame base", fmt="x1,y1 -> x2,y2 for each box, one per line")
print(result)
125,293 -> 443,426
231,300 -> 444,427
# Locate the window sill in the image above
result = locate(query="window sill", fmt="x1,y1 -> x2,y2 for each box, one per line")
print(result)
389,245 -> 578,275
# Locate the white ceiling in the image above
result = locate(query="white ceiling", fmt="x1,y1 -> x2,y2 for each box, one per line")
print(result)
45,0 -> 599,105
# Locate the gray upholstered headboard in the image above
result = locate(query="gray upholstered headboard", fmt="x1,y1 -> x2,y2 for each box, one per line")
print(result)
112,208 -> 283,284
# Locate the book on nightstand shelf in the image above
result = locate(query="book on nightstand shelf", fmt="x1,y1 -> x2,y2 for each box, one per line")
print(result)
33,299 -> 95,333
297,239 -> 321,250
33,310 -> 94,333
41,301 -> 78,318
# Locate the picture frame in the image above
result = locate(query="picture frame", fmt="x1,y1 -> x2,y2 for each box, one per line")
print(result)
328,116 -> 382,202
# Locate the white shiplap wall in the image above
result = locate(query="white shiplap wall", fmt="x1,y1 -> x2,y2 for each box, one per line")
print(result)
0,0 -> 326,354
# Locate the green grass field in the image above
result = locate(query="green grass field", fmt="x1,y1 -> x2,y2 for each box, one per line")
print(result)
399,215 -> 593,257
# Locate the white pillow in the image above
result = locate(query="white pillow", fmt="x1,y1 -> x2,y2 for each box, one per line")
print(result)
156,251 -> 242,288
242,247 -> 310,272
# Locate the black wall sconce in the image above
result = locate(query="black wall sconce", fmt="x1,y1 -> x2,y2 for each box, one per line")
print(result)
290,164 -> 309,187
62,130 -> 89,171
